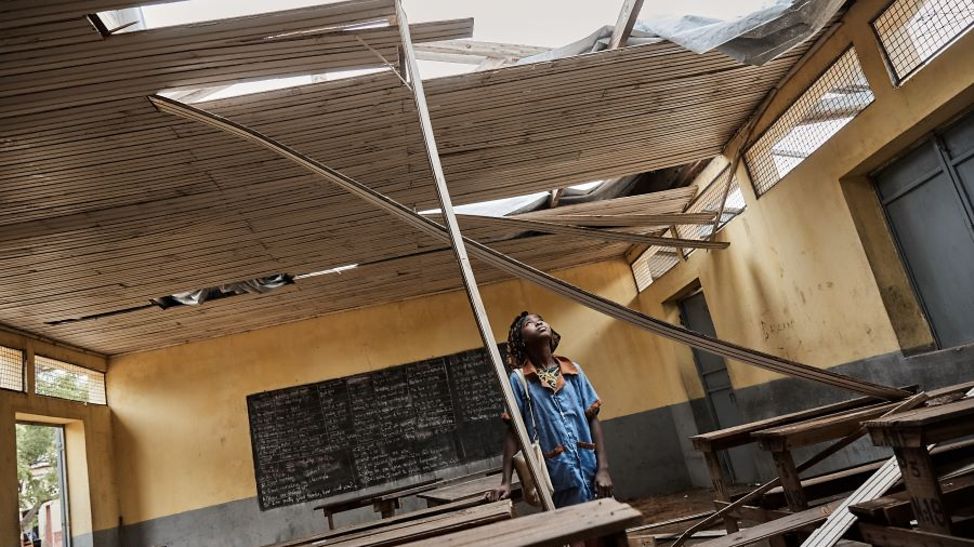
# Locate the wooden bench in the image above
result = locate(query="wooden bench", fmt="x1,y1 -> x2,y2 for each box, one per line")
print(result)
696,500 -> 842,547
690,391 -> 902,532
850,469 -> 974,528
401,498 -> 642,546
759,437 -> 974,509
866,396 -> 974,535
751,402 -> 900,511
313,479 -> 439,529
272,499 -> 513,547
418,474 -> 521,507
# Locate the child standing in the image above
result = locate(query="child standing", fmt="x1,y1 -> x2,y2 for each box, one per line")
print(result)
488,311 -> 613,507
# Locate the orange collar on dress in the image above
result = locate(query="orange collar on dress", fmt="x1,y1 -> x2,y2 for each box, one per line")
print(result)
521,356 -> 577,392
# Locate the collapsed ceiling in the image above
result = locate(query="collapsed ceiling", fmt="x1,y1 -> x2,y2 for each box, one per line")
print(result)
1,0 -> 813,354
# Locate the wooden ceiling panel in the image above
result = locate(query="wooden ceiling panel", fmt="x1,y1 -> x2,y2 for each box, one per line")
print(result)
19,236 -> 630,355
0,1 -> 815,353
0,0 -> 472,117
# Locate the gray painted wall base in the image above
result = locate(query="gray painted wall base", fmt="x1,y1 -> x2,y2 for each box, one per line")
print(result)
600,405 -> 691,499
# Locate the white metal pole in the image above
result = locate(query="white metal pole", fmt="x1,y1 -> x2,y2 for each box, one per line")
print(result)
394,0 -> 555,511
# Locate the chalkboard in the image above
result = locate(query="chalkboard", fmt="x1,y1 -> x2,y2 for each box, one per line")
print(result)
247,346 -> 508,510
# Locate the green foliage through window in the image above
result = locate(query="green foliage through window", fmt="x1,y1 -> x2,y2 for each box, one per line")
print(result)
16,424 -> 60,531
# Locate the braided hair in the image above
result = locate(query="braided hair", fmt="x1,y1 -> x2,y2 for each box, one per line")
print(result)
506,311 -> 561,368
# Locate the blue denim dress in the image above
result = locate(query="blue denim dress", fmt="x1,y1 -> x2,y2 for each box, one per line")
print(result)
506,357 -> 602,508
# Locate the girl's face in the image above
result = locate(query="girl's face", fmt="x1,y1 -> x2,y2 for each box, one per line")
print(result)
520,314 -> 552,347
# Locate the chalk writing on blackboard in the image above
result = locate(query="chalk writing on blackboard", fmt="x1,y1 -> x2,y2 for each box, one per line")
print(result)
247,346 -> 508,510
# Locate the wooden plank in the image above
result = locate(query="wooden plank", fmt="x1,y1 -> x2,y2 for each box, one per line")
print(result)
418,475 -> 520,504
867,398 -> 974,448
400,499 -> 642,546
697,501 -> 841,547
893,446 -> 953,534
0,0 -> 184,29
397,0 -> 554,513
0,19 -> 474,118
754,402 -> 897,451
763,459 -> 886,509
770,449 -> 809,511
703,450 -> 740,533
609,0 -> 645,50
528,212 -> 718,227
451,214 -> 730,249
691,394 -> 895,452
306,499 -> 513,547
414,39 -> 547,64
850,468 -> 974,527
278,497 -> 490,547
858,522 -> 974,547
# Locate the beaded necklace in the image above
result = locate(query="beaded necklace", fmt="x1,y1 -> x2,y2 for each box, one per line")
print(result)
536,364 -> 561,390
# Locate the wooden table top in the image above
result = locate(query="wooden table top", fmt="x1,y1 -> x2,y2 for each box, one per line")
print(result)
418,474 -> 521,503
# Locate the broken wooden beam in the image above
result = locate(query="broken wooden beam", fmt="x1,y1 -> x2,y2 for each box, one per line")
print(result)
450,213 -> 729,249
519,212 -> 718,227
147,94 -> 911,402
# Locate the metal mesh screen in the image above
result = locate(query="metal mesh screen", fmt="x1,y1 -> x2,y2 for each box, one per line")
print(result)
745,48 -> 874,196
35,355 -> 107,405
631,229 -> 682,292
676,170 -> 745,254
873,0 -> 973,83
0,345 -> 25,392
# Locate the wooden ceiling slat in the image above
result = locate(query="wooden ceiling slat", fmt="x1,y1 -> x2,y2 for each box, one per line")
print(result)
0,18 -> 471,117
0,0 -> 183,30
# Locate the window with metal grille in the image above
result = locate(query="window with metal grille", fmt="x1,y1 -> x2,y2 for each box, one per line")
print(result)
0,345 -> 25,392
676,168 -> 745,257
631,229 -> 683,291
745,48 -> 874,196
34,356 -> 107,405
872,0 -> 973,84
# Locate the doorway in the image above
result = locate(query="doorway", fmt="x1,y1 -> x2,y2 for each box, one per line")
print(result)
16,423 -> 70,547
679,290 -> 759,484
873,109 -> 974,350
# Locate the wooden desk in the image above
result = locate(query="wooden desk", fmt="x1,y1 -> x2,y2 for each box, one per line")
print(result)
866,396 -> 974,535
401,498 -> 642,546
749,382 -> 971,513
752,402 -> 897,511
313,479 -> 439,529
690,392 -> 897,531
312,500 -> 512,547
418,475 -> 520,507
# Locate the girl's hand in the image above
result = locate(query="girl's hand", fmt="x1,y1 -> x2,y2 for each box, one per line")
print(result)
486,482 -> 511,502
594,469 -> 613,498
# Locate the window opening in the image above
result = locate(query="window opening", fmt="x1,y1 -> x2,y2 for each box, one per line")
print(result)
34,357 -> 106,406
630,228 -> 682,291
872,0 -> 974,84
745,48 -> 874,196
16,423 -> 70,547
676,167 -> 746,258
0,345 -> 25,393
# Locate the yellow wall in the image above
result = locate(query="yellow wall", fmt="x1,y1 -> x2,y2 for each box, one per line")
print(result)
637,0 -> 974,390
0,329 -> 117,547
107,259 -> 684,524
4,0 -> 972,535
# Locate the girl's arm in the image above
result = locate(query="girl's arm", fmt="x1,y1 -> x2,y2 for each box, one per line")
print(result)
487,427 -> 518,500
589,415 -> 614,498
